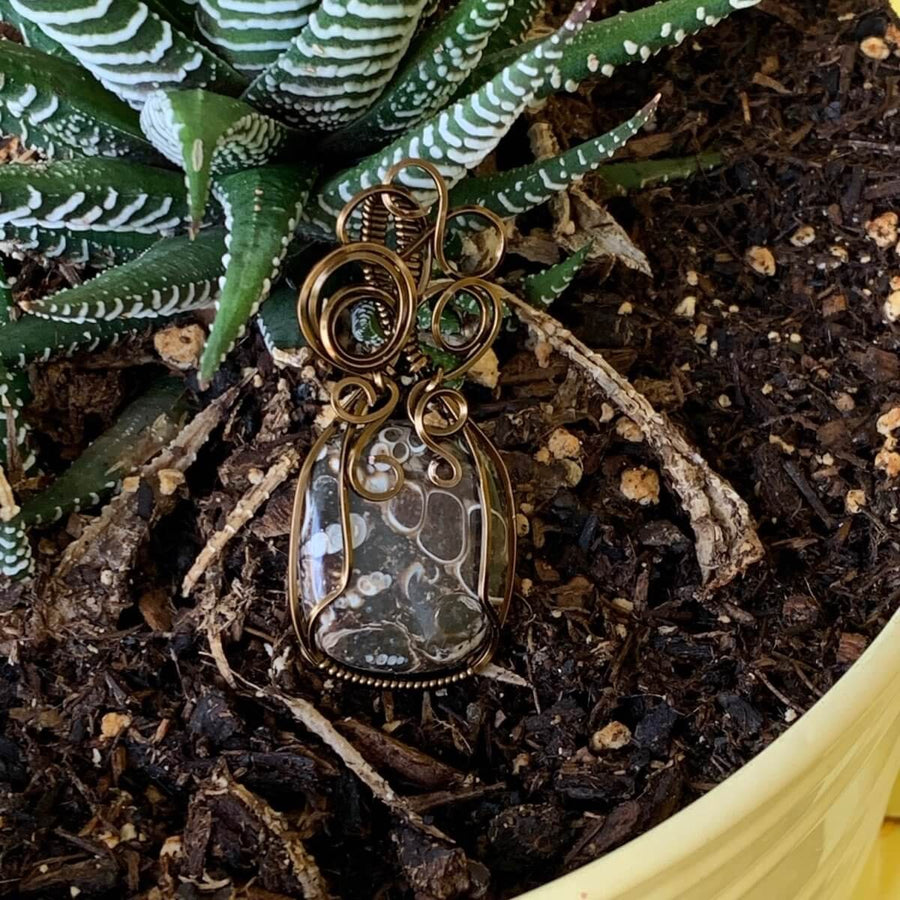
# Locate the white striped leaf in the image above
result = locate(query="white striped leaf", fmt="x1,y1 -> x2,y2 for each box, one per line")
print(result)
448,96 -> 659,216
243,0 -> 429,131
522,241 -> 590,307
311,0 -> 596,228
140,88 -> 291,229
0,223 -> 161,267
23,228 -> 225,322
330,0 -> 516,152
196,0 -> 317,74
8,0 -> 247,109
0,158 -> 188,235
0,39 -> 159,161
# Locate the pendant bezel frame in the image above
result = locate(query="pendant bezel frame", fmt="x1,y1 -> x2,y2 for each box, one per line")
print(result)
288,417 -> 516,689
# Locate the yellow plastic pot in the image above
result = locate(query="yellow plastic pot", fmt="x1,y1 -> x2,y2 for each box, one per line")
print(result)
523,607 -> 900,900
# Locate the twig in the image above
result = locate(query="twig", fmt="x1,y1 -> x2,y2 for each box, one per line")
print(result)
504,290 -> 763,590
181,448 -> 300,596
237,674 -> 450,842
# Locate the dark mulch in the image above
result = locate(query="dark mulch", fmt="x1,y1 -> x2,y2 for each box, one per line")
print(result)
2,2 -> 899,898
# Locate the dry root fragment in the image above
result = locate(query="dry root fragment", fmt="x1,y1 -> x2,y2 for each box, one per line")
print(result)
746,245 -> 777,276
844,489 -> 866,514
153,324 -> 206,369
865,211 -> 899,248
620,466 -> 660,505
789,225 -> 816,247
506,290 -> 763,590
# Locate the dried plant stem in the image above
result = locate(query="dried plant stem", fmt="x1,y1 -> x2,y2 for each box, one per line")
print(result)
272,688 -> 450,842
181,448 -> 300,596
504,290 -> 763,589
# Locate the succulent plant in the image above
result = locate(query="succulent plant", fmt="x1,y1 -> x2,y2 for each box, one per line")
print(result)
0,0 -> 760,575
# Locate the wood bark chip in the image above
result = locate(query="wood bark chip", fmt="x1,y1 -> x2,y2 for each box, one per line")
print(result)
503,290 -> 764,590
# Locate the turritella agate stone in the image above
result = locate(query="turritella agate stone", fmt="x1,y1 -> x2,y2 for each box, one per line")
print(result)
295,422 -> 512,680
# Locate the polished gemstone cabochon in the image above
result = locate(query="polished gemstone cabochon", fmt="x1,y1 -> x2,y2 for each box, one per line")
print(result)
295,422 -> 512,677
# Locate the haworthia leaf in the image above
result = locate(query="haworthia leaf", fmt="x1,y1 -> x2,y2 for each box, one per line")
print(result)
448,96 -> 659,217
200,164 -> 314,382
23,228 -> 226,322
0,158 -> 188,235
0,0 -> 75,58
144,0 -> 199,36
594,151 -> 722,195
0,40 -> 158,161
8,0 -> 246,109
0,223 -> 161,267
243,0 -> 429,131
16,375 -> 187,527
140,89 -> 292,229
0,519 -> 32,579
312,0 -> 595,227
471,0 -> 759,97
196,0 -> 317,75
257,280 -> 304,354
483,0 -> 544,52
0,312 -> 155,367
522,241 -> 590,307
549,0 -> 760,95
330,0 -> 515,153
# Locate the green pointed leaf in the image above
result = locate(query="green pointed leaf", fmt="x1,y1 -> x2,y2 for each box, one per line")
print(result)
330,0 -> 516,152
8,0 -> 246,108
0,39 -> 159,161
0,520 -> 32,579
594,151 -> 722,195
0,158 -> 188,236
0,312 -> 155,367
23,229 -> 225,322
551,0 -> 760,94
200,164 -> 314,382
522,242 -> 591,307
0,224 -> 162,267
243,0 -> 429,131
257,280 -> 304,355
473,0 -> 760,97
449,96 -> 659,216
0,0 -> 74,58
484,0 -> 544,52
140,88 -> 292,229
17,375 -> 187,527
197,0 -> 317,75
311,0 -> 595,228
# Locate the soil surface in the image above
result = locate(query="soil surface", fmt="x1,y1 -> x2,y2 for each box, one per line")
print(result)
2,2 -> 900,898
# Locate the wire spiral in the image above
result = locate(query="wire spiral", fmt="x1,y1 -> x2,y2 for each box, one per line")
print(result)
297,157 -> 507,494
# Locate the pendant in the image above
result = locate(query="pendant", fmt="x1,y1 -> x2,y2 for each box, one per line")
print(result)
289,159 -> 516,688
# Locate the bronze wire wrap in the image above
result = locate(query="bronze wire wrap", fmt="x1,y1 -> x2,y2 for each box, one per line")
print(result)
289,159 -> 516,688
